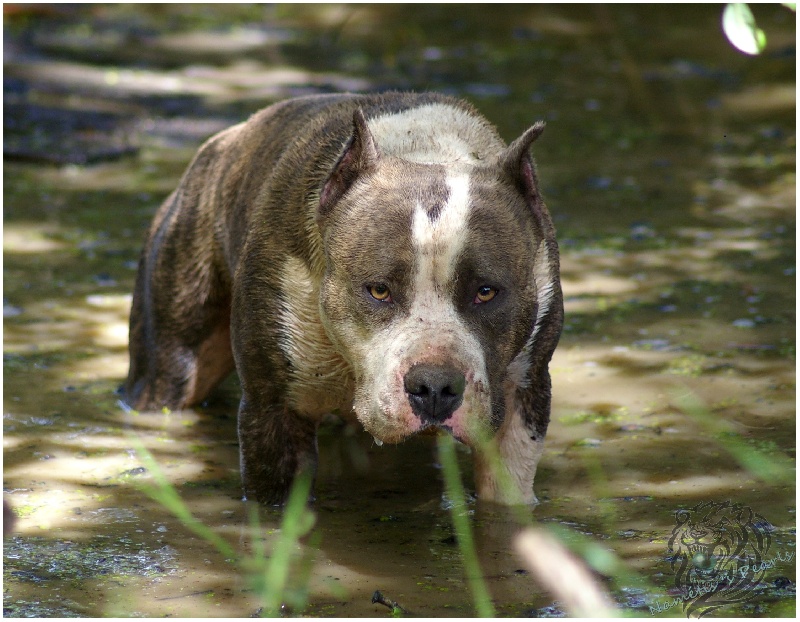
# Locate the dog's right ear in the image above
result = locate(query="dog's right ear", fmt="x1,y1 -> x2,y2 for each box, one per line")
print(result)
319,108 -> 380,219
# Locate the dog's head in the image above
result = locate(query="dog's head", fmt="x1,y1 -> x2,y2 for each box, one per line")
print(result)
316,108 -> 561,447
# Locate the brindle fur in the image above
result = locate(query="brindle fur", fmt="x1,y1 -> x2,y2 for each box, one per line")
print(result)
124,92 -> 563,505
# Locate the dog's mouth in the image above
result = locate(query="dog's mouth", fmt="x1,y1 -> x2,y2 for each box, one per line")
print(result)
370,421 -> 463,447
356,362 -> 490,447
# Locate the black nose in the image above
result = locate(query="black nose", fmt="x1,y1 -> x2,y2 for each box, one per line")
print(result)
404,364 -> 466,423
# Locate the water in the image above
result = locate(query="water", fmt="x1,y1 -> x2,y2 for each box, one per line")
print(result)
3,4 -> 795,617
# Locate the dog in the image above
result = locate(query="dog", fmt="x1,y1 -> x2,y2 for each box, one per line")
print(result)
123,92 -> 563,505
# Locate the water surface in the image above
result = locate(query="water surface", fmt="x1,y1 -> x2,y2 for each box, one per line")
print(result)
3,4 -> 795,617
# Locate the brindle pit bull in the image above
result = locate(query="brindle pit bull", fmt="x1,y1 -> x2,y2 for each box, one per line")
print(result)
123,92 -> 563,506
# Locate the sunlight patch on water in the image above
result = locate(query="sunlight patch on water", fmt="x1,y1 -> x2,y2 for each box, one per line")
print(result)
644,473 -> 764,498
4,223 -> 67,253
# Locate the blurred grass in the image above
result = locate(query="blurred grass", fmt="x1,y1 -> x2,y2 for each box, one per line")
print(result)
132,441 -> 319,617
133,440 -> 237,560
245,471 -> 319,616
436,434 -> 495,617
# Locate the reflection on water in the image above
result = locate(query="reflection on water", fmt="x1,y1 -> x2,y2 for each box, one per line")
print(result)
3,4 -> 795,617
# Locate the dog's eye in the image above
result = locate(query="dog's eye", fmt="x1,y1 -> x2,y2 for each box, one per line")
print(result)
474,286 -> 498,304
368,284 -> 393,302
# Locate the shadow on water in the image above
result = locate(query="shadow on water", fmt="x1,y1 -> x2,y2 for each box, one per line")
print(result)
3,3 -> 795,617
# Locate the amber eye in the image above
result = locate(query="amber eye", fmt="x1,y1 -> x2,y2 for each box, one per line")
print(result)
368,284 -> 392,302
474,285 -> 498,304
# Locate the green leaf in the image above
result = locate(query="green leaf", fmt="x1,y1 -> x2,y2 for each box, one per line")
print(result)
722,3 -> 767,55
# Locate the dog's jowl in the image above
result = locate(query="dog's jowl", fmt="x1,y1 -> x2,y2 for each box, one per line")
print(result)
124,92 -> 563,505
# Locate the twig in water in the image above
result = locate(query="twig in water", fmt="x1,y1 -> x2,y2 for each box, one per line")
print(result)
155,589 -> 214,601
372,590 -> 413,616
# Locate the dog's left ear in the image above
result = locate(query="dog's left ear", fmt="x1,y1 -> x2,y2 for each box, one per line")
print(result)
499,121 -> 546,214
319,108 -> 380,219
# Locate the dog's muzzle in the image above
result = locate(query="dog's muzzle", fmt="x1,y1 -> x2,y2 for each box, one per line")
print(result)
403,363 -> 466,424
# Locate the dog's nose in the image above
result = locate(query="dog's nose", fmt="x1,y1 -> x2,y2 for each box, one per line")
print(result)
404,364 -> 466,423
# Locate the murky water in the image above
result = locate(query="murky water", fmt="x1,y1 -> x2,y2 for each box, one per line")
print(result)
4,4 -> 795,618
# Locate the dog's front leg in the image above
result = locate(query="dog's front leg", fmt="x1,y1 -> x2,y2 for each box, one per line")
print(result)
473,377 -> 550,505
231,266 -> 320,506
237,395 -> 318,505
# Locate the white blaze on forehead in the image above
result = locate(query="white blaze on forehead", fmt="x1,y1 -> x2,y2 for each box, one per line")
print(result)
411,172 -> 471,288
366,104 -> 486,166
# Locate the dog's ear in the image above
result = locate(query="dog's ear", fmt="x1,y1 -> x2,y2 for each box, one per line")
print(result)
319,108 -> 380,218
499,121 -> 546,218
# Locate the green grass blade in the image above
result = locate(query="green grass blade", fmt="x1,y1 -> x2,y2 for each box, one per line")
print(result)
437,434 -> 495,617
131,440 -> 237,559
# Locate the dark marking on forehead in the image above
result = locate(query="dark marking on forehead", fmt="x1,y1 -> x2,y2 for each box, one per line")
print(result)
417,172 -> 450,222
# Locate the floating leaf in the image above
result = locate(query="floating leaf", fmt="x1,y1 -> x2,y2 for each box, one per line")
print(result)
722,3 -> 767,55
